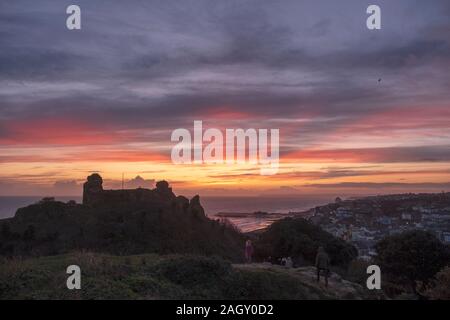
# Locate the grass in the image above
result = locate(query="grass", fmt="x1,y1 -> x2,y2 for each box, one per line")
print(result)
0,252 -> 375,300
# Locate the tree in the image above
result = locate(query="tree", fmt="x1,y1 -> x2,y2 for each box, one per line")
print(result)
426,267 -> 450,300
254,218 -> 357,267
375,230 -> 449,295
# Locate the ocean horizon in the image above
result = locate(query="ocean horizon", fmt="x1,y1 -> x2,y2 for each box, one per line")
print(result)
0,195 -> 332,232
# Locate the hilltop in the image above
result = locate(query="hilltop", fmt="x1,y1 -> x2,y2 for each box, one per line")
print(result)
0,174 -> 245,261
0,174 -> 363,270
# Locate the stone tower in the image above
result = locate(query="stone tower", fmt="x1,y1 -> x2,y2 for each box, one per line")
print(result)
83,173 -> 103,205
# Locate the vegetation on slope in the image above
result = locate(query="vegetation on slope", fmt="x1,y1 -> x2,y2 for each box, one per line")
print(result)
254,217 -> 358,268
0,198 -> 245,262
0,252 -> 379,300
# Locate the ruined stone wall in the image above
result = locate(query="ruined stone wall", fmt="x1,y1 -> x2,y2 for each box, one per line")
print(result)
82,173 -> 175,207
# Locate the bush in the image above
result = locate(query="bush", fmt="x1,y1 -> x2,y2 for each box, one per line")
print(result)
426,267 -> 450,300
254,218 -> 357,267
374,230 -> 449,295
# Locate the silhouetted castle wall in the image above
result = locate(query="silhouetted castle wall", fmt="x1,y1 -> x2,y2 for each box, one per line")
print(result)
82,173 -> 176,207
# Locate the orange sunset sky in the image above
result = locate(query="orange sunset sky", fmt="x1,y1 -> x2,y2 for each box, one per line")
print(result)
1,0 -> 449,197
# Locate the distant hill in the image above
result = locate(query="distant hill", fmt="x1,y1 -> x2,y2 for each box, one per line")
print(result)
0,174 -> 245,261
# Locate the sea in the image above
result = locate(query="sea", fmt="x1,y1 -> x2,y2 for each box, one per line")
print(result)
0,195 -> 332,232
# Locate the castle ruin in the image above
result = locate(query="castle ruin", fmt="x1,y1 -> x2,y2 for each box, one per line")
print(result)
83,173 -> 176,207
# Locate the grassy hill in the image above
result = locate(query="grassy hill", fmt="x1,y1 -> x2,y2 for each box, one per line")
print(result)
0,176 -> 372,300
0,252 -> 382,300
0,196 -> 245,261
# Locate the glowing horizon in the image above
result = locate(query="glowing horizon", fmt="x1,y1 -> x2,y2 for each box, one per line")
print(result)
1,1 -> 449,197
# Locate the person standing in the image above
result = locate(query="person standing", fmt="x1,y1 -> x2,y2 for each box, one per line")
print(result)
285,257 -> 293,268
315,246 -> 330,287
245,239 -> 254,263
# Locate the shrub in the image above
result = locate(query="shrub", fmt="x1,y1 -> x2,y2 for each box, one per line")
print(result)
254,218 -> 357,267
425,267 -> 450,300
374,230 -> 449,295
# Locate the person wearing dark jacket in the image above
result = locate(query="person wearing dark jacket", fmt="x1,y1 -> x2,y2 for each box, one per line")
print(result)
245,239 -> 254,263
315,246 -> 330,287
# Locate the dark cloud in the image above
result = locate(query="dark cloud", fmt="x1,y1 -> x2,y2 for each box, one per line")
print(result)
0,0 -> 449,171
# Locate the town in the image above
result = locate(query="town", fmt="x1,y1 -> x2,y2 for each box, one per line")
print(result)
305,193 -> 450,259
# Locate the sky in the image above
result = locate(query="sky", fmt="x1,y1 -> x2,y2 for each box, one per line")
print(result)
0,0 -> 449,197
